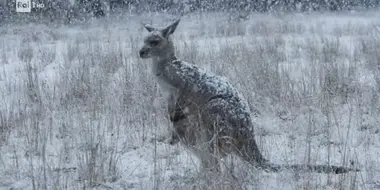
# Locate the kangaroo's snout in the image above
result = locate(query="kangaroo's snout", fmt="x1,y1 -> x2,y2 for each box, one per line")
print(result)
139,49 -> 147,58
139,47 -> 150,59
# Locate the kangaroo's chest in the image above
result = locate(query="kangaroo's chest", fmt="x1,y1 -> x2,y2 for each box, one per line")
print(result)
152,62 -> 179,104
156,75 -> 178,100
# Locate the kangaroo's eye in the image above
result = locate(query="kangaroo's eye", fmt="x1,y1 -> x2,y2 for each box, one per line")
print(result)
151,40 -> 159,46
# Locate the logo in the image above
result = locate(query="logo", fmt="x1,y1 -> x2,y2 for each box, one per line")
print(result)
16,0 -> 45,13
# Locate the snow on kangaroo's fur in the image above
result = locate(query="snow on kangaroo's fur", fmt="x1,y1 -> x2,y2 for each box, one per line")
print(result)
139,18 -> 360,174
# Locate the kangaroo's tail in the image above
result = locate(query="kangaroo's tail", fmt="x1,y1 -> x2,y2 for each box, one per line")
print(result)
258,163 -> 360,174
243,136 -> 360,174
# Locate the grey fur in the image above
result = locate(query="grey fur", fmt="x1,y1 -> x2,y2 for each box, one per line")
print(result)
139,19 -> 360,174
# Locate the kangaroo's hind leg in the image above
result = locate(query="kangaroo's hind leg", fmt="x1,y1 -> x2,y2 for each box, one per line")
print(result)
198,98 -> 241,173
201,97 -> 273,172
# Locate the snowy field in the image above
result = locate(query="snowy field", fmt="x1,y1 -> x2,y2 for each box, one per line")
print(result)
0,10 -> 380,190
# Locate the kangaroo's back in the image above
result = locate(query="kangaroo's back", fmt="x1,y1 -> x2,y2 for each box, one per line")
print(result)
162,59 -> 243,105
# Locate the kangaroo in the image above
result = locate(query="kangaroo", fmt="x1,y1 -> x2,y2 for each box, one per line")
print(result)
139,19 -> 360,174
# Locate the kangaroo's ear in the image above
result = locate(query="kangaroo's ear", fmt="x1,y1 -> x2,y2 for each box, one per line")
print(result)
142,22 -> 156,32
161,19 -> 181,38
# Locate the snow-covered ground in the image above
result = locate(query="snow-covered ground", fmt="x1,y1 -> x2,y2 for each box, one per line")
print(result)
0,10 -> 380,190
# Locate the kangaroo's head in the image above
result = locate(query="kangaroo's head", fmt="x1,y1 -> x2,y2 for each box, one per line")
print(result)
139,19 -> 181,60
